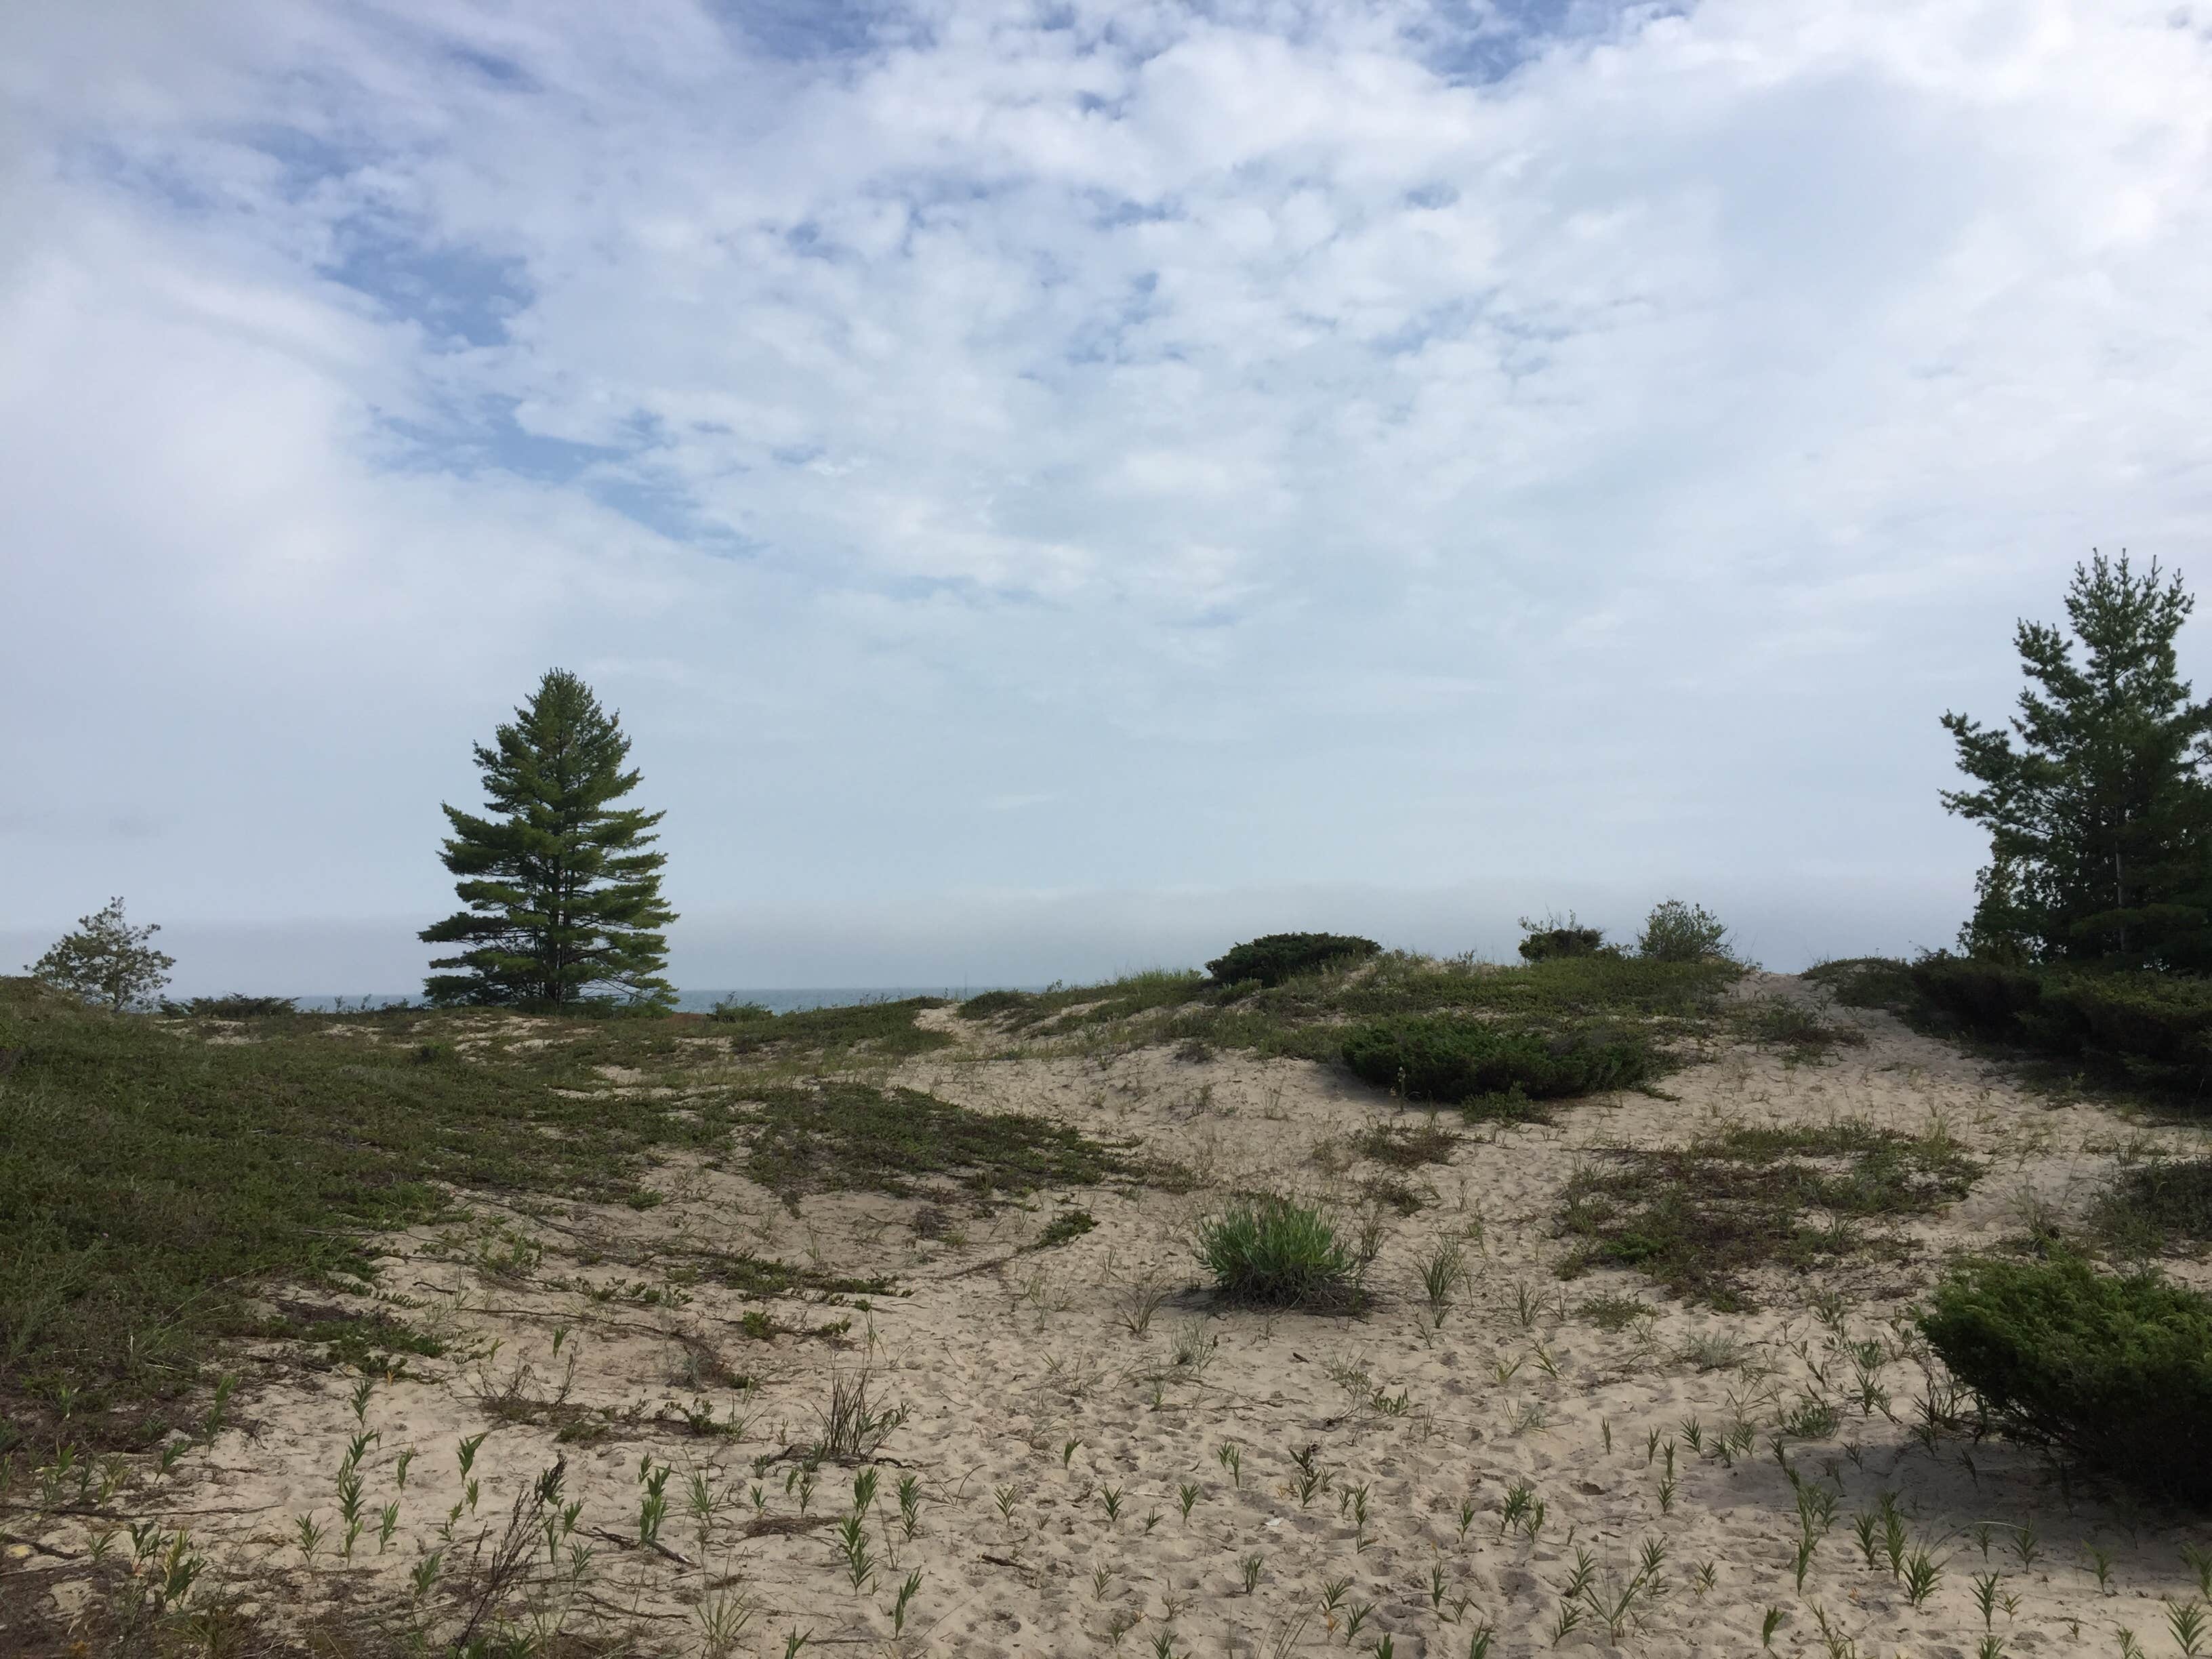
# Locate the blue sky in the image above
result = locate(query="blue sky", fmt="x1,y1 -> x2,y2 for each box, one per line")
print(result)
5,0 -> 2212,991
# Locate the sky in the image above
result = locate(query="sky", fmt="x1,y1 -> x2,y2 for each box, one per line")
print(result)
5,0 -> 2212,993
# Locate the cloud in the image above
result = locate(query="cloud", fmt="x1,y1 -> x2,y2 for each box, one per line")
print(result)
5,0 -> 2211,984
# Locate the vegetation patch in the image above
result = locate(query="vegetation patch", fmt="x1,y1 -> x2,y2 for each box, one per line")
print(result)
1028,1208 -> 1099,1250
722,997 -> 956,1061
1195,1195 -> 1370,1310
0,977 -> 742,1444
2091,1157 -> 2212,1256
1351,1119 -> 1461,1168
738,1083 -> 1131,1202
1736,995 -> 1869,1062
1205,933 -> 1380,989
1921,1254 -> 2212,1503
1557,1122 -> 1981,1311
1341,1017 -> 1656,1115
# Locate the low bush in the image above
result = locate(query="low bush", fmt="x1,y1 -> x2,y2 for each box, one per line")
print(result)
958,989 -> 1037,1019
1907,955 -> 2212,1094
1195,1195 -> 1367,1309
1637,899 -> 1733,963
2093,1158 -> 2212,1255
705,996 -> 773,1023
158,994 -> 298,1018
1517,913 -> 1609,962
1206,933 -> 1380,989
1341,1016 -> 1654,1112
1919,1254 -> 2212,1502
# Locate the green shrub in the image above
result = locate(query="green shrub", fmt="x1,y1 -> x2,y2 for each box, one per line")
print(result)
1341,1016 -> 1654,1111
1517,914 -> 1609,962
958,989 -> 1037,1019
1919,1255 -> 2212,1502
1637,899 -> 1733,963
705,996 -> 774,1023
1206,933 -> 1380,989
159,994 -> 299,1018
1908,956 -> 2212,1094
1195,1195 -> 1366,1308
1906,954 -> 2043,1036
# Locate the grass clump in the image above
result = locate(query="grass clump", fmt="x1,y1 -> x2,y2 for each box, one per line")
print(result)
1206,933 -> 1380,989
1920,1254 -> 2212,1502
958,989 -> 1037,1019
1738,996 -> 1869,1062
1341,1017 -> 1655,1115
1352,1119 -> 1461,1168
739,1083 -> 1130,1202
1557,1121 -> 1981,1310
2093,1158 -> 2212,1256
1195,1195 -> 1369,1309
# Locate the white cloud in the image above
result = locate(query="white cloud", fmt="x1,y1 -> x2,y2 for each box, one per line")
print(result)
5,0 -> 2211,985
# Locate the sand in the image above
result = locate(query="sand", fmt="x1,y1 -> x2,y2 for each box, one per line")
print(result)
13,972 -> 2212,1656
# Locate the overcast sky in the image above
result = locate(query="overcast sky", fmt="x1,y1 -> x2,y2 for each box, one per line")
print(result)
6,1 -> 2211,992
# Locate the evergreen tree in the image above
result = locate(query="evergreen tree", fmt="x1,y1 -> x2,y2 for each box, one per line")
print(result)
1942,552 -> 2212,968
422,670 -> 676,1008
27,897 -> 175,1010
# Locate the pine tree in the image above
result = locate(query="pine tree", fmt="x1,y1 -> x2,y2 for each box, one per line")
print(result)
27,897 -> 175,1010
1942,552 -> 2212,968
422,670 -> 677,1008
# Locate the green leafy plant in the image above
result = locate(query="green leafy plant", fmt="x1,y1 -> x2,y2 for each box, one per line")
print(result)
1206,933 -> 1381,989
1637,899 -> 1733,964
1341,1017 -> 1656,1112
1919,1254 -> 2212,1500
1196,1195 -> 1367,1309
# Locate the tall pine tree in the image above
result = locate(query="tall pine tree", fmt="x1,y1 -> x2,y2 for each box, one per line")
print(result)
422,670 -> 676,1008
1942,552 -> 2212,969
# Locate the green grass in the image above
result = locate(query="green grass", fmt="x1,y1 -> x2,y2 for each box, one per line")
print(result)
1195,1195 -> 1369,1309
738,1082 -> 1132,1202
1558,1121 -> 1982,1311
721,996 -> 956,1060
2093,1158 -> 2212,1256
0,979 -> 1027,1448
0,979 -> 770,1445
1735,994 -> 1870,1062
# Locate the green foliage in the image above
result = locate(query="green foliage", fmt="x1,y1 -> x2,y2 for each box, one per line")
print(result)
1919,1255 -> 2212,1502
738,1082 -> 1130,1201
26,897 -> 174,1012
1908,954 -> 2212,1095
421,668 -> 677,1009
1205,933 -> 1380,989
1559,1122 -> 1980,1310
0,977 -> 763,1441
1637,899 -> 1734,963
2093,1158 -> 2212,1256
705,996 -> 773,1023
1517,913 -> 1609,962
958,989 -> 1037,1019
1942,552 -> 2212,968
1340,1017 -> 1655,1114
1195,1195 -> 1367,1309
722,998 -> 956,1061
159,994 -> 300,1018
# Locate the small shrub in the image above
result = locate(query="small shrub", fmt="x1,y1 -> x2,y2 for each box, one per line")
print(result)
1919,1255 -> 2212,1502
1341,1017 -> 1654,1111
159,994 -> 299,1018
958,989 -> 1037,1019
1517,914 -> 1609,962
1196,1195 -> 1366,1309
1907,954 -> 2043,1036
706,996 -> 774,1023
1637,899 -> 1733,964
1206,933 -> 1380,989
